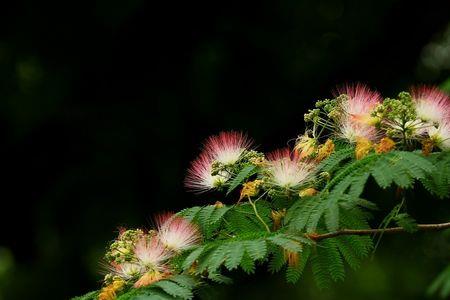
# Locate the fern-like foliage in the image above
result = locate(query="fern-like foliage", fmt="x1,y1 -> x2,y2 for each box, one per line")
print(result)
73,275 -> 198,300
183,136 -> 446,295
287,151 -> 435,235
74,86 -> 450,300
421,151 -> 450,199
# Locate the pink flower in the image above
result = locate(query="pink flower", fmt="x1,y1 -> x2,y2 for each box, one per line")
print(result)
110,262 -> 144,280
333,84 -> 381,142
411,85 -> 450,124
266,148 -> 314,188
335,83 -> 382,124
185,131 -> 252,193
428,121 -> 450,150
203,131 -> 253,165
338,116 -> 380,143
134,236 -> 171,270
156,214 -> 202,251
184,152 -> 229,193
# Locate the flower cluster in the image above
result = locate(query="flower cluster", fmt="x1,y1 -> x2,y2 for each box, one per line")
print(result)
100,214 -> 201,299
184,84 -> 449,201
372,86 -> 450,151
88,83 -> 449,300
185,131 -> 322,196
265,148 -> 315,189
184,131 -> 260,193
304,84 -> 450,156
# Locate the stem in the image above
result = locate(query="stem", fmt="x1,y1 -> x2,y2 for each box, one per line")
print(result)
308,221 -> 450,242
248,197 -> 271,233
401,123 -> 408,149
373,197 -> 404,252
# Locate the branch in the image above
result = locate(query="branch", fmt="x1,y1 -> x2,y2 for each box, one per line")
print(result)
308,222 -> 450,241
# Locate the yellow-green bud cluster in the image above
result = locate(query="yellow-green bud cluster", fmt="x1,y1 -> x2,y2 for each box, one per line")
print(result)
372,92 -> 417,125
105,229 -> 145,264
242,150 -> 265,163
304,109 -> 320,122
305,95 -> 345,125
372,92 -> 419,141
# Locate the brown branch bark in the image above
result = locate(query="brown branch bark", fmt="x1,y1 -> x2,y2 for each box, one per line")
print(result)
307,222 -> 450,241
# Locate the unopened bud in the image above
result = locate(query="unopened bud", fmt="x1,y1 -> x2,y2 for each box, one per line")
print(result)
299,187 -> 318,198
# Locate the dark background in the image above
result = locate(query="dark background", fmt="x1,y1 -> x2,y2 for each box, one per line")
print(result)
0,0 -> 449,299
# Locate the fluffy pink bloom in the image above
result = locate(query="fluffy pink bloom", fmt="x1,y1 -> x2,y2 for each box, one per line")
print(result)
335,83 -> 382,123
156,214 -> 202,251
110,262 -> 144,280
266,148 -> 314,188
184,151 -> 231,193
134,236 -> 171,270
203,131 -> 253,165
185,152 -> 221,193
333,84 -> 381,142
338,116 -> 379,143
185,131 -> 252,193
411,85 -> 450,124
428,121 -> 450,150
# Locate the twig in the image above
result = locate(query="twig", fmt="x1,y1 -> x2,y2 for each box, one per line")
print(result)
248,197 -> 271,233
308,222 -> 450,242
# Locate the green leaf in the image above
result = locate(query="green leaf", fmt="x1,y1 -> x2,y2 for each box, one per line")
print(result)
152,280 -> 194,300
268,234 -> 303,253
226,165 -> 257,195
311,249 -> 332,289
306,200 -> 327,233
370,156 -> 394,188
268,247 -> 286,273
182,246 -> 205,270
168,275 -> 197,289
316,147 -> 354,173
394,213 -> 418,233
335,236 -> 361,270
244,238 -> 267,260
240,252 -> 256,274
206,244 -> 229,272
347,172 -> 370,197
207,272 -> 233,284
209,206 -> 232,225
286,246 -> 311,283
197,206 -> 216,228
321,239 -> 345,282
224,242 -> 245,270
116,286 -> 176,300
177,206 -> 202,221
127,290 -> 175,300
324,199 -> 340,231
421,152 -> 450,199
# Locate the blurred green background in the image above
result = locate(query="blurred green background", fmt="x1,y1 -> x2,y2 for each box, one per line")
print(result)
0,0 -> 449,299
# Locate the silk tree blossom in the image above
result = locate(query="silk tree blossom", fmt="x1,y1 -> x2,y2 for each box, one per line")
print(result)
428,122 -> 450,150
266,148 -> 315,189
134,236 -> 172,271
111,262 -> 144,280
388,118 -> 428,138
338,116 -> 379,143
184,152 -> 230,193
156,214 -> 202,251
411,86 -> 450,124
335,83 -> 382,124
333,84 -> 381,142
204,131 -> 253,165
